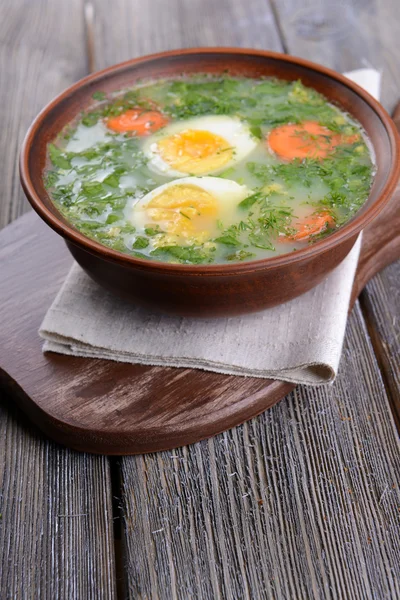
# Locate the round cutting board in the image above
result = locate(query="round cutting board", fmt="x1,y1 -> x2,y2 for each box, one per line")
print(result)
0,178 -> 399,454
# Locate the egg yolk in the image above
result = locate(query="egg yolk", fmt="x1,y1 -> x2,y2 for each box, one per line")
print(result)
156,129 -> 233,174
142,184 -> 218,239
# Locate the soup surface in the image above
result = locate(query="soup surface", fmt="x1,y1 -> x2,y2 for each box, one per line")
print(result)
45,75 -> 374,264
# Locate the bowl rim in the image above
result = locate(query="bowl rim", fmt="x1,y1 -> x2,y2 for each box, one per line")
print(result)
20,46 -> 400,275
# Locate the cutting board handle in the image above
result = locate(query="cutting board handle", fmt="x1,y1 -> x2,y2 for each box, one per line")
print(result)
350,103 -> 400,306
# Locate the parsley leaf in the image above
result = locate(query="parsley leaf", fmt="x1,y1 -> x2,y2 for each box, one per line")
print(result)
214,234 -> 241,246
132,236 -> 149,249
48,144 -> 71,169
92,91 -> 106,101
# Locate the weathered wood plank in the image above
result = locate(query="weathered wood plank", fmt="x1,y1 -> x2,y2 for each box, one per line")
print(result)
270,0 -> 400,429
90,0 -> 400,598
0,1 -> 116,598
89,0 -> 283,70
120,304 -> 400,599
0,397 -> 116,599
360,262 -> 400,429
359,73 -> 400,431
269,0 -> 400,112
0,0 -> 88,228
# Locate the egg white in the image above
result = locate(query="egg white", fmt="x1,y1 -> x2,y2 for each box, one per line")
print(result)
130,176 -> 251,232
143,116 -> 258,177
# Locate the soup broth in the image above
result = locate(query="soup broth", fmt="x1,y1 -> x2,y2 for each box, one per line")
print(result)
45,75 -> 374,264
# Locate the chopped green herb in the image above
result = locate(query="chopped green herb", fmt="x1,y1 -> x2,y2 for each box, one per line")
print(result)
239,192 -> 263,210
226,250 -> 256,261
151,245 -> 213,264
249,125 -> 262,139
45,171 -> 59,188
48,144 -> 71,169
214,234 -> 241,246
81,181 -> 105,197
82,111 -> 102,127
145,225 -> 163,236
106,214 -> 120,224
132,236 -> 149,249
92,91 -> 106,101
103,170 -> 124,188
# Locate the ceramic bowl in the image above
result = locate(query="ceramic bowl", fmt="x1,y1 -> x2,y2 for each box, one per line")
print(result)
20,48 -> 400,316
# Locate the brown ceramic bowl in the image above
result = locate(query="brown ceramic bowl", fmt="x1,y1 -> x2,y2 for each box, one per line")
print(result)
20,48 -> 400,317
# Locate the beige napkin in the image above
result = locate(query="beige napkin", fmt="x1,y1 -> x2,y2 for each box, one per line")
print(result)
40,69 -> 380,385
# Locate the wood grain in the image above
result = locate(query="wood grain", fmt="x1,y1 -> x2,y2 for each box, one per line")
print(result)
359,100 -> 400,428
119,305 -> 400,599
0,402 -> 116,599
87,0 -> 400,598
0,0 -> 87,228
0,212 -> 295,454
89,0 -> 283,70
269,0 -> 400,113
350,180 -> 400,307
360,264 -> 400,429
0,2 -> 116,598
270,0 -> 400,433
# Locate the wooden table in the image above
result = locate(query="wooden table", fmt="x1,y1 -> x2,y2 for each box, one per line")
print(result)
1,1 -> 399,598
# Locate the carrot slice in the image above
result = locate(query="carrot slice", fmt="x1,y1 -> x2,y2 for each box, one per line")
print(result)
268,121 -> 358,161
106,109 -> 169,135
279,211 -> 335,242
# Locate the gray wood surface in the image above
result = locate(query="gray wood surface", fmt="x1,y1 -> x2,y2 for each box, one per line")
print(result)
0,406 -> 116,599
0,2 -> 116,598
0,0 -> 399,598
272,0 -> 400,446
361,264 -> 400,428
89,0 -> 400,598
270,0 -> 400,112
120,305 -> 400,600
0,0 -> 88,228
89,0 -> 283,70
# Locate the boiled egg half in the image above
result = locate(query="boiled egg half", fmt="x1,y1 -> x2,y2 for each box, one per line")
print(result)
143,116 -> 257,177
130,176 -> 250,245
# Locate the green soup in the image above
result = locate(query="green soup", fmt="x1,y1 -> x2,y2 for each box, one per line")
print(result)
45,75 -> 374,265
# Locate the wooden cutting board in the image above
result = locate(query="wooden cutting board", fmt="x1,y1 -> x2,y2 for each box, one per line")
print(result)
1,97 -> 400,455
0,183 -> 398,455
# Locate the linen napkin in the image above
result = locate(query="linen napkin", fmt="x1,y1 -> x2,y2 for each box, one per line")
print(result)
39,69 -> 380,385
